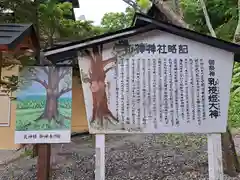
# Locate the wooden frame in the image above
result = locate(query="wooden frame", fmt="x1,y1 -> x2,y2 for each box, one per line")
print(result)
0,93 -> 11,127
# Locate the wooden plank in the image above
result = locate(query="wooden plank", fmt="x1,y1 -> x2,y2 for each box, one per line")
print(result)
95,134 -> 105,180
208,134 -> 224,180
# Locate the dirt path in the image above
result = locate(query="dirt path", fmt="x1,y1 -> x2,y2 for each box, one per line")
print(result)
1,134 -> 240,180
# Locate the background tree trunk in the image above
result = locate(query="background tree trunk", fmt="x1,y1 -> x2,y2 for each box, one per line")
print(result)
222,127 -> 240,176
199,0 -> 240,176
153,0 -> 188,28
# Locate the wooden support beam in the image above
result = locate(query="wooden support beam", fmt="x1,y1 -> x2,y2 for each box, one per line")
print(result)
37,144 -> 51,180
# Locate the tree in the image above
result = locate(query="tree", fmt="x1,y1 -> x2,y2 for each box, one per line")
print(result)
172,0 -> 183,16
181,0 -> 238,39
58,19 -> 102,41
152,0 -> 188,27
81,45 -> 119,127
198,0 -> 240,176
0,0 -> 36,23
0,0 -> 105,48
38,0 -> 103,47
136,0 -> 152,13
101,7 -> 135,32
0,47 -> 37,95
233,0 -> 240,43
38,0 -> 73,47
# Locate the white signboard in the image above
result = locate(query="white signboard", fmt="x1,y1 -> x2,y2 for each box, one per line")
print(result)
78,30 -> 234,134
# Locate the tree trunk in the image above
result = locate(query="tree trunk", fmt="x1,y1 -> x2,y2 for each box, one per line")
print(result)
153,0 -> 189,28
84,47 -> 118,127
172,0 -> 183,17
233,0 -> 240,43
0,52 -> 2,84
43,91 -> 58,120
37,90 -> 59,123
91,81 -> 117,126
222,127 -> 240,176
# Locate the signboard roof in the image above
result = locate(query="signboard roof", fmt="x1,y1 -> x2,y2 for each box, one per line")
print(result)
44,13 -> 240,62
0,23 -> 39,51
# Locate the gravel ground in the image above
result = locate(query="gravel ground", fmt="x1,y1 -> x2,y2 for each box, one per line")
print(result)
1,134 -> 240,180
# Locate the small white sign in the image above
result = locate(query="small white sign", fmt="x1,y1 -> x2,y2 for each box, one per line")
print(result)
78,30 -> 234,134
15,130 -> 71,144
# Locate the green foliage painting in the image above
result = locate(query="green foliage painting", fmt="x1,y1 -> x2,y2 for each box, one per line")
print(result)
16,66 -> 72,131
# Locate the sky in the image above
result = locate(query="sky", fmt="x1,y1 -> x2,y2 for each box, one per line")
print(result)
74,0 -> 129,25
17,68 -> 72,99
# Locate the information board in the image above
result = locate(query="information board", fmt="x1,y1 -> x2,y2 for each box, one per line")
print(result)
78,30 -> 234,134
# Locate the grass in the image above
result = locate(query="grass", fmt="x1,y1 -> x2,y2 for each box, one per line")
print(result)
20,149 -> 33,158
16,97 -> 72,131
228,94 -> 240,129
154,134 -> 207,150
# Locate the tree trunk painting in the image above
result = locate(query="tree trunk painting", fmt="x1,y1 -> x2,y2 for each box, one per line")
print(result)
81,45 -> 119,129
35,67 -> 71,124
16,66 -> 72,131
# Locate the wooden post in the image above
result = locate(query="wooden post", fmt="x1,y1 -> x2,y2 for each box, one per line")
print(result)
95,134 -> 105,180
37,144 -> 51,180
0,51 -> 2,82
32,144 -> 38,157
208,134 -> 224,180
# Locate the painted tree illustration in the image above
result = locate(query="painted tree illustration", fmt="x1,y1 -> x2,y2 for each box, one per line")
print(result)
81,45 -> 119,127
18,66 -> 72,127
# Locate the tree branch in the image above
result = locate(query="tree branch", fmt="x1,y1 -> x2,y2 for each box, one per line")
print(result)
173,0 -> 183,18
199,0 -> 217,37
104,65 -> 116,74
82,77 -> 91,84
31,78 -> 48,89
84,49 -> 95,62
233,0 -> 240,43
102,57 -> 117,68
58,87 -> 72,98
42,67 -> 49,75
53,68 -> 71,90
59,68 -> 70,81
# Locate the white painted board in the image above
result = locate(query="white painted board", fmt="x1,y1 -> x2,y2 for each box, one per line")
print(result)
78,30 -> 234,134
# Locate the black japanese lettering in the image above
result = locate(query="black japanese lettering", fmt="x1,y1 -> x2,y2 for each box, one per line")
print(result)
146,44 -> 156,54
208,59 -> 220,119
139,43 -> 145,53
157,44 -> 167,54
179,45 -> 188,54
209,109 -> 219,118
168,44 -> 177,54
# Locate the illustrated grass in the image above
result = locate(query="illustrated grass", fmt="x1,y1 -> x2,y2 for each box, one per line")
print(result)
16,97 -> 72,131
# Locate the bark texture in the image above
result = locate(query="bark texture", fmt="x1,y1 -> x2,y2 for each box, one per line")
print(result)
153,0 -> 188,28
